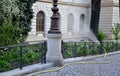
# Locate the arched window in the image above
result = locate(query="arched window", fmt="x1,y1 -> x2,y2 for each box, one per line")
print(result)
80,14 -> 85,32
67,13 -> 73,34
36,11 -> 45,32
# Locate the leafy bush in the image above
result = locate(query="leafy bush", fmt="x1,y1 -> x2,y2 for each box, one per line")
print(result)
62,43 -> 75,58
62,41 -> 120,58
98,30 -> 107,41
0,44 -> 44,72
22,49 -> 39,64
0,60 -> 12,72
111,23 -> 120,40
63,42 -> 100,58
0,19 -> 22,46
0,50 -> 19,63
0,0 -> 38,46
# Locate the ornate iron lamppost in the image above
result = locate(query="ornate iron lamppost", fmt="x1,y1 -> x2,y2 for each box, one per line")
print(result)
48,0 -> 61,34
46,0 -> 63,66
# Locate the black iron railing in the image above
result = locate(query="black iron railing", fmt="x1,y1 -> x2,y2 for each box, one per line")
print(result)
0,41 -> 47,72
1,40 -> 120,72
61,40 -> 120,58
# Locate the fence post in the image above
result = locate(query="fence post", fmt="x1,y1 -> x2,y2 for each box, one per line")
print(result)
20,46 -> 23,70
99,41 -> 103,54
112,42 -> 114,51
41,42 -> 46,64
106,41 -> 108,51
61,40 -> 64,58
73,42 -> 77,57
91,42 -> 95,55
43,41 -> 47,63
115,40 -> 118,51
83,42 -> 86,56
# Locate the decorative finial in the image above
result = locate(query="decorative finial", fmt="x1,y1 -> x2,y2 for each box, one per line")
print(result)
48,0 -> 61,34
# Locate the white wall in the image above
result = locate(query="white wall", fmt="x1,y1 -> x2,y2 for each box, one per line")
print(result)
29,1 -> 90,36
112,7 -> 120,25
30,2 -> 52,35
60,0 -> 90,4
29,0 -> 119,39
98,5 -> 120,39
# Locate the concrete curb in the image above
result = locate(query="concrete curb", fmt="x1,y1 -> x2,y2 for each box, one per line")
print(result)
0,63 -> 53,76
63,50 -> 120,64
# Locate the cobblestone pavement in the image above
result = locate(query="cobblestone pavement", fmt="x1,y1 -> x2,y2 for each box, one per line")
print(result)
27,53 -> 120,76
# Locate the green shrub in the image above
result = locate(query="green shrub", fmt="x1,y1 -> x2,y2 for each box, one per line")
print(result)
62,41 -> 120,58
0,0 -> 38,46
0,44 -> 44,72
0,19 -> 22,46
111,23 -> 120,40
98,30 -> 107,41
23,49 -> 39,64
77,43 -> 84,56
0,50 -> 19,63
0,60 -> 12,72
63,43 -> 75,58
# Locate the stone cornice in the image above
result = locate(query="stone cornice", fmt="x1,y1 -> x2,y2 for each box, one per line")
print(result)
38,0 -> 119,7
38,0 -> 90,7
101,0 -> 119,7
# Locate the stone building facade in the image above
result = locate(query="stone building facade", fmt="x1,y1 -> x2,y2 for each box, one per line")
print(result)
26,0 -> 120,42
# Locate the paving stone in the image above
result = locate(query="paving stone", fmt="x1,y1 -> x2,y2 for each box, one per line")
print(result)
26,53 -> 120,76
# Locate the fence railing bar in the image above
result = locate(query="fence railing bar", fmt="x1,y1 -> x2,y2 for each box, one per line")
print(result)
0,41 -> 47,72
61,40 -> 120,59
20,46 -> 23,70
0,42 -> 44,49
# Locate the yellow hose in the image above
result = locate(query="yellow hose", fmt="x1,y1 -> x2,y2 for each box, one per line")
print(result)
29,47 -> 111,76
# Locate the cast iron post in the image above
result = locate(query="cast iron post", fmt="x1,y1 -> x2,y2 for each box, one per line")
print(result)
46,0 -> 63,66
48,0 -> 61,34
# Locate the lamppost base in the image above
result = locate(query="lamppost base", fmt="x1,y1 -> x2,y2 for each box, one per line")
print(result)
46,34 -> 63,66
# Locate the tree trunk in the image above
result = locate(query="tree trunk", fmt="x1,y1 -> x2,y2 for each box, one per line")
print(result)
90,0 -> 101,38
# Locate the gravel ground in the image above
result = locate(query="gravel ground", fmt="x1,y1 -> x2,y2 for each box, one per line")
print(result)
26,53 -> 120,76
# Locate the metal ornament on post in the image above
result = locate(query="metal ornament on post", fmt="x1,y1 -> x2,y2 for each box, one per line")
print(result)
48,0 -> 61,34
46,0 -> 63,66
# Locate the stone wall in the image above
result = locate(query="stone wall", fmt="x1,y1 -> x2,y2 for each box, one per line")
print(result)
26,0 -> 119,42
99,7 -> 113,39
26,1 -> 91,42
99,6 -> 119,39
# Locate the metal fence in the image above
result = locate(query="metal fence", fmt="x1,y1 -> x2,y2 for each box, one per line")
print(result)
0,41 -> 47,72
1,40 -> 120,72
61,40 -> 120,58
